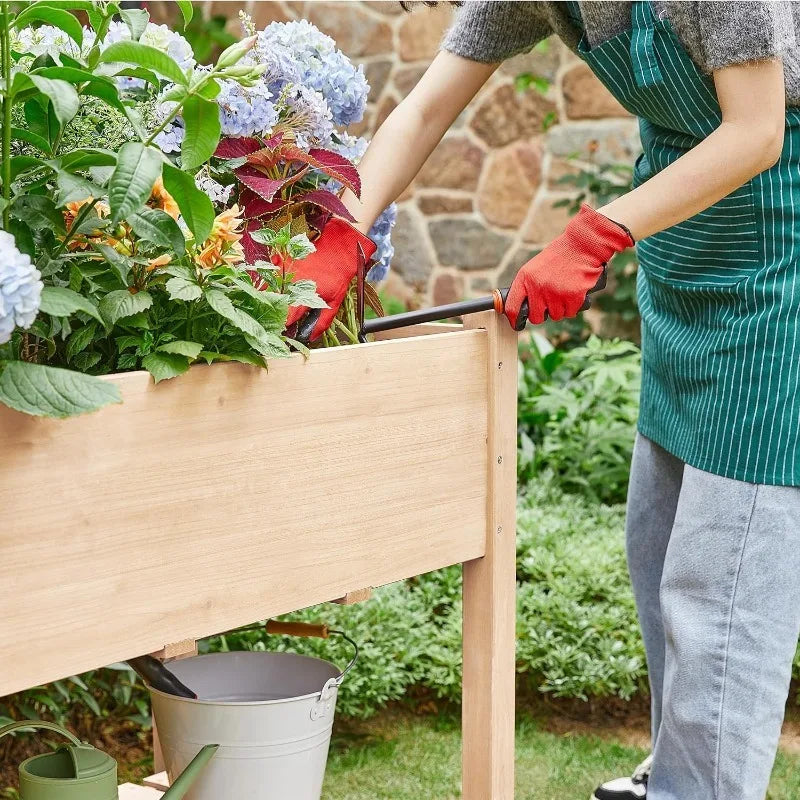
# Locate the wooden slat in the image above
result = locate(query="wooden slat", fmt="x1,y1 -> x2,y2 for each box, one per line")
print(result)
142,772 -> 169,791
461,312 -> 518,800
0,330 -> 489,695
331,587 -> 372,605
373,322 -> 463,341
118,785 -> 163,799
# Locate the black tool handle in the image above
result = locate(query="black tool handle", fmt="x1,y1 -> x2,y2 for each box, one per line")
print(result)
127,655 -> 197,699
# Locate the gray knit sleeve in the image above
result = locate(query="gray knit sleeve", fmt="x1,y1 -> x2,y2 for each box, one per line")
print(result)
440,1 -> 551,64
697,1 -> 797,71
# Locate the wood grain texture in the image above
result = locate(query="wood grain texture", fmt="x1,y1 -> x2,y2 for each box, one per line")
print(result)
0,330 -> 489,696
461,312 -> 518,800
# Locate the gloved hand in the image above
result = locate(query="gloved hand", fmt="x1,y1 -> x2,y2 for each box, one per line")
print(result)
504,204 -> 634,330
284,218 -> 377,342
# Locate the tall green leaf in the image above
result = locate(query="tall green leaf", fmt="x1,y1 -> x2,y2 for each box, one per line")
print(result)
205,289 -> 288,358
0,362 -> 121,418
162,163 -> 214,243
181,95 -> 221,171
128,208 -> 185,254
39,286 -> 103,323
99,290 -> 153,327
175,0 -> 193,27
108,142 -> 162,224
119,7 -> 149,40
13,5 -> 83,48
98,41 -> 187,86
28,76 -> 79,127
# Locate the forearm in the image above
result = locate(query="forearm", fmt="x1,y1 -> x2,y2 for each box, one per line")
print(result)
599,120 -> 783,240
341,51 -> 498,234
341,100 -> 446,234
600,59 -> 785,241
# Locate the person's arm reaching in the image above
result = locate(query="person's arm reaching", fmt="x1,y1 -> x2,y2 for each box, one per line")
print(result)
504,58 -> 785,327
598,60 -> 785,240
340,51 -> 498,233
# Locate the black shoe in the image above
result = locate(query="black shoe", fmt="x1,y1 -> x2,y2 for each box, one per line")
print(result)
591,755 -> 651,800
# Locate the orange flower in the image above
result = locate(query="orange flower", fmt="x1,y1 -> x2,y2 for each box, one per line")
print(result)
62,197 -> 111,250
193,206 -> 245,270
150,176 -> 180,220
210,204 -> 244,242
147,253 -> 172,272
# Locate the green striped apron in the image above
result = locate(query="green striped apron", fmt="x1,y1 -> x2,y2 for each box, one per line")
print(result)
568,0 -> 800,486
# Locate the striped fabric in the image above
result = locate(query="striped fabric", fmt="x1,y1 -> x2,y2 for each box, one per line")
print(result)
572,1 -> 800,485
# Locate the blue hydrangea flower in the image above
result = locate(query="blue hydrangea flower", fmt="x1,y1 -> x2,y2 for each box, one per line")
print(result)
283,84 -> 334,149
329,132 -> 369,164
367,203 -> 397,283
253,20 -> 369,127
217,79 -> 279,138
0,231 -> 43,345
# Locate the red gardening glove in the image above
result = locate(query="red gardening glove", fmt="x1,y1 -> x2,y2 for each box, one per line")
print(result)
284,218 -> 377,342
504,204 -> 634,330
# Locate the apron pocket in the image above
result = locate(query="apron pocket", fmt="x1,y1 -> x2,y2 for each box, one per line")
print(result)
636,181 -> 760,288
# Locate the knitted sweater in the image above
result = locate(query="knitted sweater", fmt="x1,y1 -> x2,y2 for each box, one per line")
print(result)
442,1 -> 800,104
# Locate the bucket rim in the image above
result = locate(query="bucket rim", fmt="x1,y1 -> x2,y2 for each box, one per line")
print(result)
146,650 -> 342,707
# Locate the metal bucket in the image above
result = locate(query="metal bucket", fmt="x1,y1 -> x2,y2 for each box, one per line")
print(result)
149,625 -> 356,800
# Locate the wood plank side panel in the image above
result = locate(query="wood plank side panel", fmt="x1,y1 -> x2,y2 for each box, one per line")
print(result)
0,331 -> 488,696
461,312 -> 518,800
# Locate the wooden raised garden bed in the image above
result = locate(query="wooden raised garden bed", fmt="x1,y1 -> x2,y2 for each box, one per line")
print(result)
0,313 -> 518,799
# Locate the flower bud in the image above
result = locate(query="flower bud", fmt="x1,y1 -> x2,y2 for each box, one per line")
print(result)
216,35 -> 258,70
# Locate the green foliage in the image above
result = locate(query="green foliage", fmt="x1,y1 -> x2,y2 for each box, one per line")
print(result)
517,335 -> 640,505
0,2 -> 317,418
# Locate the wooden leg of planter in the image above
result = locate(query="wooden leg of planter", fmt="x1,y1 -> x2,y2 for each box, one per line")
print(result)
462,311 -> 517,800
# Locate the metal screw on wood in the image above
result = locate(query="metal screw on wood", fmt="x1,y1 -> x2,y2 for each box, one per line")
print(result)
497,456 -> 503,464
497,526 -> 503,535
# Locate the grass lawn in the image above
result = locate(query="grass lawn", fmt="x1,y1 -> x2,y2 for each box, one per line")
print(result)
323,712 -> 800,800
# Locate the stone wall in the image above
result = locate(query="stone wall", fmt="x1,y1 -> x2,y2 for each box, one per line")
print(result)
219,1 -> 643,307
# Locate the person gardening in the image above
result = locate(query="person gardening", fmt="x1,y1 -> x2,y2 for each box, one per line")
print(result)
288,2 -> 800,798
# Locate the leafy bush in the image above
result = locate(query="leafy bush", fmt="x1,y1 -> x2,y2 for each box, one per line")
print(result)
517,335 -> 640,505
206,483 -> 643,717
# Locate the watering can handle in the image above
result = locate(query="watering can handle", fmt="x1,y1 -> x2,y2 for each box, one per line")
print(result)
0,720 -> 82,746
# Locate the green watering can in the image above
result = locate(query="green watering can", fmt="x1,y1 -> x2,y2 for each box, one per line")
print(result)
0,720 -> 218,800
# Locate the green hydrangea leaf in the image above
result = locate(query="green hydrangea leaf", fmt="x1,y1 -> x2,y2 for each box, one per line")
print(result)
99,41 -> 188,86
142,351 -> 190,383
39,286 -> 103,324
181,94 -> 221,171
157,340 -> 203,359
0,362 -> 121,418
99,290 -> 153,327
162,163 -> 214,243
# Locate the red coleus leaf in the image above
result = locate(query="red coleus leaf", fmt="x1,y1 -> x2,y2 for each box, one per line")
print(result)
214,137 -> 262,159
239,187 -> 289,219
234,164 -> 308,203
242,219 -> 270,263
300,146 -> 361,198
295,189 -> 357,224
265,131 -> 284,149
246,143 -> 361,198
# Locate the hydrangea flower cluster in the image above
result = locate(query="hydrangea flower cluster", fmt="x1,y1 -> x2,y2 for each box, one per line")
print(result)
195,171 -> 234,206
254,20 -> 369,128
281,84 -> 335,150
0,232 -> 43,346
11,24 -> 85,60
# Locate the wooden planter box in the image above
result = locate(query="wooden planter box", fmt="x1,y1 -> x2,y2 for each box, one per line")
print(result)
0,313 -> 518,799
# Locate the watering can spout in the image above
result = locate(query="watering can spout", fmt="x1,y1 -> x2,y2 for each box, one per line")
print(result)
161,744 -> 219,800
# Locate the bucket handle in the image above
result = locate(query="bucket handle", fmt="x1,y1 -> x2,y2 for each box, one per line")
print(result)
264,620 -> 359,685
0,720 -> 83,745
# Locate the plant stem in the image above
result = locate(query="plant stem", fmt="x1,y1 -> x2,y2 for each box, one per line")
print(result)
1,0 -> 12,230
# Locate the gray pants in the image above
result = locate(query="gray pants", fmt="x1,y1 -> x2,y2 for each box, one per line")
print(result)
627,434 -> 800,800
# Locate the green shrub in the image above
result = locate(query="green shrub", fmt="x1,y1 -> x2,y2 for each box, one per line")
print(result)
207,483 -> 643,717
517,336 -> 641,505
